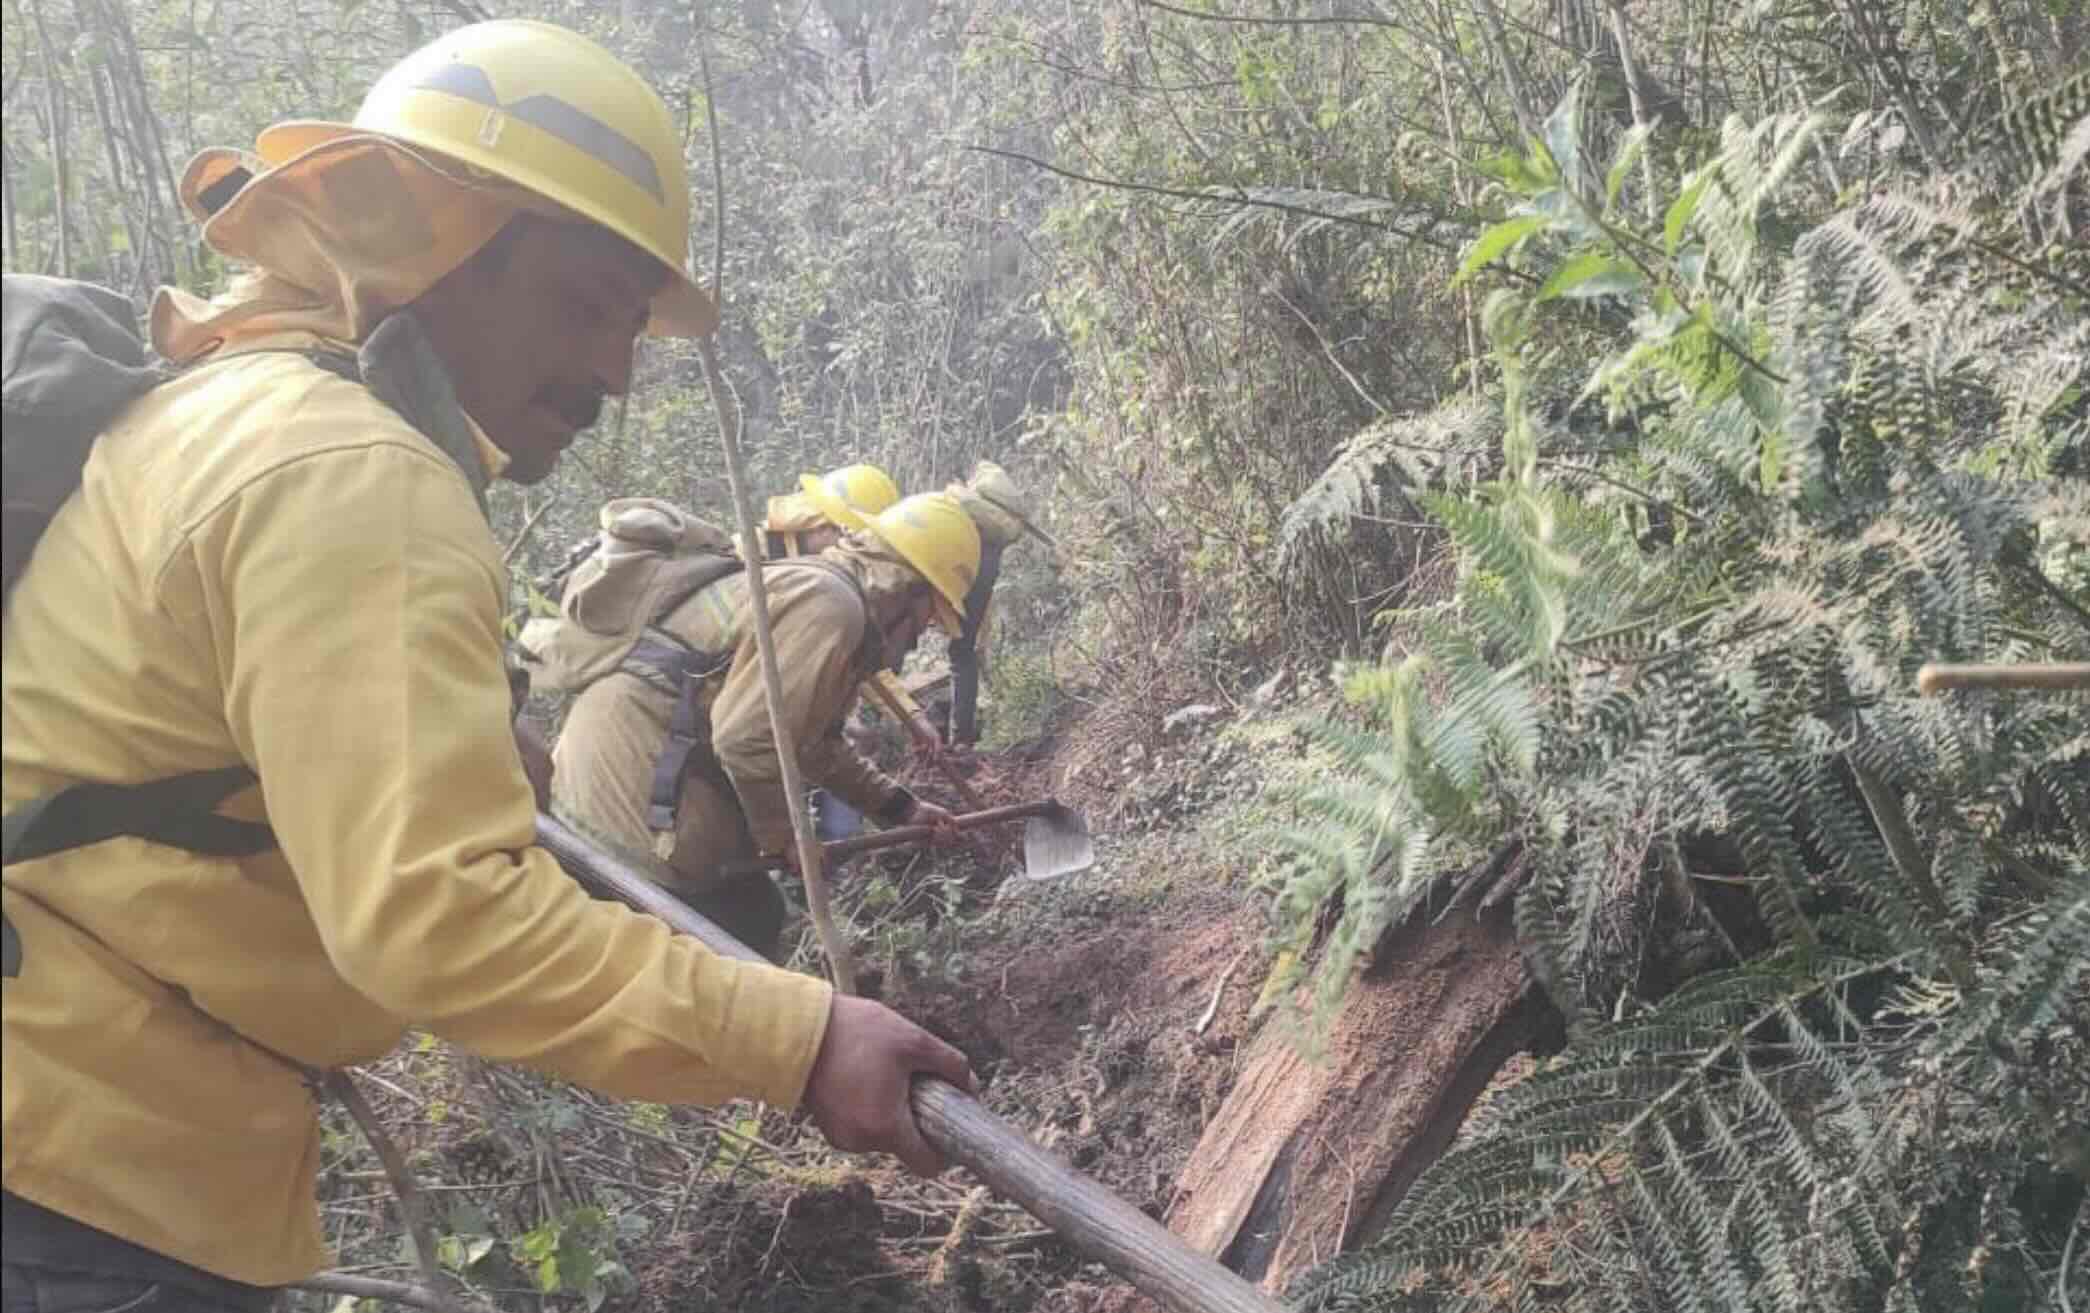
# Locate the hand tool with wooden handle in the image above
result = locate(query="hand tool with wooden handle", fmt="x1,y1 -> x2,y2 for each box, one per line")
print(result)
533,813 -> 1277,1313
863,675 -> 999,862
730,798 -> 1095,881
1916,662 -> 2090,695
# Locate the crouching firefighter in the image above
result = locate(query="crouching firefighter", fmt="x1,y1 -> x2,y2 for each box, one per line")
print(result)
763,461 -> 900,559
522,492 -> 980,960
2,21 -> 975,1313
939,461 -> 1037,747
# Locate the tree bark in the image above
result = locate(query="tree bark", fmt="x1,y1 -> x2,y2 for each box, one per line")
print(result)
1160,893 -> 1557,1297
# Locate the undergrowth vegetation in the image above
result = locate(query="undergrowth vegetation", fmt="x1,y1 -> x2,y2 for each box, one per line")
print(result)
1273,63 -> 2087,1313
5,0 -> 2085,1308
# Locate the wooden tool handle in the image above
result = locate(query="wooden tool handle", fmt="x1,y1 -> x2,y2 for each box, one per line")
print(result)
821,799 -> 1065,859
1916,662 -> 2090,695
864,674 -> 993,812
533,813 -> 1282,1313
912,1080 -> 1282,1313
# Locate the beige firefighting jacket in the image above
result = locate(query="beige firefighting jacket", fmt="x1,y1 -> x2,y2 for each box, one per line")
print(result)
550,553 -> 912,871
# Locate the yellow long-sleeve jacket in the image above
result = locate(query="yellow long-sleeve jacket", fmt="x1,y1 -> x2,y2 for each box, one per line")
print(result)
759,503 -> 932,739
679,560 -> 912,852
0,341 -> 833,1286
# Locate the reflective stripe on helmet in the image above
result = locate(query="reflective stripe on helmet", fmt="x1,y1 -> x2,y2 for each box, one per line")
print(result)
412,63 -> 665,204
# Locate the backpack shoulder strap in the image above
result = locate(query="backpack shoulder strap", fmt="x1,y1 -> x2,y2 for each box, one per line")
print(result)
646,648 -> 730,835
1,766 -> 271,868
291,330 -> 487,512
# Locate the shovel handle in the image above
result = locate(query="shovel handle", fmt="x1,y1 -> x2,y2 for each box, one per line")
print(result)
823,799 -> 1065,859
1917,662 -> 2090,695
862,677 -> 996,860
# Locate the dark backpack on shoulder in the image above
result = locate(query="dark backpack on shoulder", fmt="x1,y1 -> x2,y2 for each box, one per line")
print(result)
1,276 -> 169,605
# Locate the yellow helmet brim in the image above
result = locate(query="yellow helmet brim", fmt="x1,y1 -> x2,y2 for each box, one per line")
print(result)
799,472 -> 873,531
255,119 -> 717,339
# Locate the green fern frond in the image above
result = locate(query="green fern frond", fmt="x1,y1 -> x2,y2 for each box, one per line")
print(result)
1278,77 -> 2081,1311
1946,883 -> 2090,1058
1279,399 -> 1504,575
1986,62 -> 2090,183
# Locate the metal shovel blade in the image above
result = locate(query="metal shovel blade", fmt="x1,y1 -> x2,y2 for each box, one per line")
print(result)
1020,801 -> 1095,880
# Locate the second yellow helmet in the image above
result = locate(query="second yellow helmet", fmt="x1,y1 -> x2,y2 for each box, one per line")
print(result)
799,463 -> 901,531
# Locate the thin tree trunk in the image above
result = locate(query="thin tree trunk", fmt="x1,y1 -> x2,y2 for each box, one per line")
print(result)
694,15 -> 858,994
1433,50 -> 1482,397
84,62 -> 148,296
30,0 -> 71,278
3,147 -> 19,270
1607,0 -> 1660,223
96,0 -> 189,280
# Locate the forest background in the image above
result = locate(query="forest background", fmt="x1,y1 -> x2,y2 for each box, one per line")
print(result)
4,0 -> 2085,1310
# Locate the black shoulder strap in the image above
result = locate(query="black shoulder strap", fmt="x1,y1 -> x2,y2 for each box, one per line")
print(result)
2,768 -> 270,976
646,646 -> 736,834
299,347 -> 361,385
1,766 -> 271,868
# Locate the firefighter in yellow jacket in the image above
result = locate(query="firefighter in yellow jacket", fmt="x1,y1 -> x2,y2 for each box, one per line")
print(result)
0,21 -> 970,1312
942,461 -> 1035,745
764,462 -> 900,558
539,493 -> 978,959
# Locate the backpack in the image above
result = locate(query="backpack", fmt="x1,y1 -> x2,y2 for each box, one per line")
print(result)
515,498 -> 745,696
1,276 -> 170,604
0,276 -> 484,975
515,499 -> 751,842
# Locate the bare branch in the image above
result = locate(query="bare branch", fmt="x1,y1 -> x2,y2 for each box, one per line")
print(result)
295,1273 -> 495,1313
27,0 -> 69,277
694,5 -> 856,994
965,144 -> 1475,261
324,1070 -> 447,1296
432,0 -> 491,25
502,496 -> 558,565
1136,0 -> 1395,27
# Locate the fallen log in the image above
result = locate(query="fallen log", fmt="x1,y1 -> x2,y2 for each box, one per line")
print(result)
1163,894 -> 1550,1296
534,812 -> 1284,1313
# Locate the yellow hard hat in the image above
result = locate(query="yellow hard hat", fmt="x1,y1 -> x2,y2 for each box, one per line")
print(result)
863,492 -> 981,634
253,20 -> 714,337
799,464 -> 901,531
